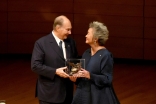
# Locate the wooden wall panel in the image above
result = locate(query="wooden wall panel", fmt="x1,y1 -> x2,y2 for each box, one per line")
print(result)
8,13 -> 73,33
0,0 -> 7,11
74,3 -> 143,16
107,47 -> 143,59
106,38 -> 143,49
144,12 -> 156,40
74,35 -> 144,59
8,12 -> 74,22
74,35 -> 88,55
8,43 -> 33,54
8,33 -> 44,44
73,15 -> 143,27
108,26 -> 143,38
106,37 -> 143,59
144,28 -> 156,39
8,22 -> 52,33
0,0 -> 7,54
73,24 -> 143,38
144,0 -> 156,60
145,0 -> 156,5
1,0 -> 156,60
144,18 -> 156,39
74,0 -> 143,5
144,39 -> 156,60
7,0 -> 74,54
8,0 -> 73,12
145,18 -> 156,27
73,14 -> 143,37
7,13 -> 73,53
144,6 -> 156,17
0,13 -> 7,33
0,34 -> 7,54
7,33 -> 44,53
73,1 -> 143,59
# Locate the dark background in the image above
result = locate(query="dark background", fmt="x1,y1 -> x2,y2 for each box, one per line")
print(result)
0,0 -> 156,60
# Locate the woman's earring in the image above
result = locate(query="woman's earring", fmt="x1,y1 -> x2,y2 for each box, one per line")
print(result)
94,41 -> 97,45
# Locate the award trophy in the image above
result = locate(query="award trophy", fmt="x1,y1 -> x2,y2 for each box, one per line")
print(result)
65,59 -> 85,76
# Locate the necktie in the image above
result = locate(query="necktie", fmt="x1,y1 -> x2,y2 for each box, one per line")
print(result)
59,41 -> 64,56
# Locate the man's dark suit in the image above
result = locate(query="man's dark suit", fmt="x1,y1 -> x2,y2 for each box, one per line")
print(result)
31,33 -> 78,103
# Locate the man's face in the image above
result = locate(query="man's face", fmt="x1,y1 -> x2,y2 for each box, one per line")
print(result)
58,20 -> 72,40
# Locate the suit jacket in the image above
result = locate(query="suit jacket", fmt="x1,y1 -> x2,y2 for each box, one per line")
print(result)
31,33 -> 78,103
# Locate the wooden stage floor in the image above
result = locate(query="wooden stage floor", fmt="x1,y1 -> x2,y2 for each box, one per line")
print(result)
0,57 -> 156,104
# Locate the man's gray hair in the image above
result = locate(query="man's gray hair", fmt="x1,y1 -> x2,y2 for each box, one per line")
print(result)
53,15 -> 66,29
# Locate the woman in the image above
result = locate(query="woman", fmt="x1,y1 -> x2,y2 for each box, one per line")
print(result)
71,21 -> 120,104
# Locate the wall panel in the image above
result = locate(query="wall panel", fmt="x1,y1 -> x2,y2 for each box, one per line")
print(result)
73,0 -> 143,59
73,14 -> 143,37
0,0 -> 7,54
144,0 -> 156,60
7,0 -> 74,54
74,3 -> 143,16
145,0 -> 156,6
0,13 -> 7,33
8,1 -> 73,12
106,37 -> 143,59
108,47 -> 143,59
144,18 -> 156,39
144,39 -> 156,60
0,0 -> 7,11
7,33 -> 45,53
74,35 -> 88,55
8,22 -> 52,33
144,6 -> 156,17
74,0 -> 143,5
1,0 -> 156,60
74,35 -> 144,59
144,28 -> 156,39
74,14 -> 143,27
0,34 -> 7,54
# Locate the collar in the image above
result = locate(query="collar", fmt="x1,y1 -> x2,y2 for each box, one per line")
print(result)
52,31 -> 63,45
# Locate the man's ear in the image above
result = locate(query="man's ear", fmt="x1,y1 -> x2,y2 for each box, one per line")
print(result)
55,25 -> 61,31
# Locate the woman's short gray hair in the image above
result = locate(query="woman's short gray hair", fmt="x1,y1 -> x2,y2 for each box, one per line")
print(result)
89,21 -> 109,46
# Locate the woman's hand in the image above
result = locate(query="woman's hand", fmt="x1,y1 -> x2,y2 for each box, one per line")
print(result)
77,68 -> 90,79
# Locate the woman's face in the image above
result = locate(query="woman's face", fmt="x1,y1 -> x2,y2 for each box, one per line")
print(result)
85,28 -> 94,45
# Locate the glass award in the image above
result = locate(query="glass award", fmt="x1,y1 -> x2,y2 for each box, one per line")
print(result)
65,59 -> 85,76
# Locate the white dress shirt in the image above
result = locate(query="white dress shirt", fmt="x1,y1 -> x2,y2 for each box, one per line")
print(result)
52,31 -> 66,59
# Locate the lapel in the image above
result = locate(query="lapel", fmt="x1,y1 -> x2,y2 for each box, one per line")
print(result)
48,33 -> 65,60
84,49 -> 91,69
64,41 -> 71,59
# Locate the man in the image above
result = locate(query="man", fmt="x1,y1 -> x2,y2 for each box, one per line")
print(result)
31,15 -> 78,104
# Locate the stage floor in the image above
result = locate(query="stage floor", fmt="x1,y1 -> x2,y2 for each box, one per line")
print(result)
0,58 -> 156,104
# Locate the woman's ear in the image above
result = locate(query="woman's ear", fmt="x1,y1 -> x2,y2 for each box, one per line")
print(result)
94,38 -> 98,42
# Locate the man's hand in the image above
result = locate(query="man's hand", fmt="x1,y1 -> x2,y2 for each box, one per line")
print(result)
56,67 -> 69,78
69,75 -> 77,82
